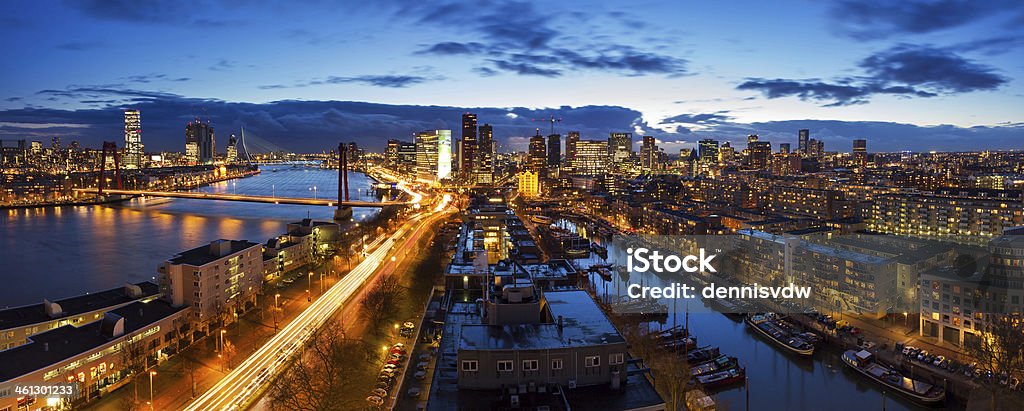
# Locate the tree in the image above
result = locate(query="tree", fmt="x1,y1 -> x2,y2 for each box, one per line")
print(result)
118,336 -> 146,411
269,323 -> 374,411
965,315 -> 1024,411
361,274 -> 405,328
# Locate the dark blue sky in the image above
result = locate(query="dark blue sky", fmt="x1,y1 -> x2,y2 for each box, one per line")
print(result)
0,0 -> 1022,152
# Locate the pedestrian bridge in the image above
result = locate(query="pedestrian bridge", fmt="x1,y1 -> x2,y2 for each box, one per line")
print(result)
72,188 -> 412,207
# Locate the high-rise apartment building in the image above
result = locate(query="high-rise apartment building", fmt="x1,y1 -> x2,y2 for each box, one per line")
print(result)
226,134 -> 238,163
564,131 -> 580,170
385,139 -> 400,170
798,129 -> 809,154
779,143 -> 790,154
123,109 -> 142,169
748,140 -> 772,170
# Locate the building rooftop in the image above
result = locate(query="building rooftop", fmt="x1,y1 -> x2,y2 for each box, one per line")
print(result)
0,299 -> 186,382
0,282 -> 159,331
168,239 -> 260,266
459,290 -> 624,351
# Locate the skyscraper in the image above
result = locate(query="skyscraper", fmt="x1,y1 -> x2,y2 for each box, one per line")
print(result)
547,134 -> 560,168
748,141 -> 772,170
123,109 -> 142,169
853,139 -> 867,167
415,130 -> 452,182
226,134 -> 238,163
640,136 -> 658,172
185,119 -> 214,165
460,113 -> 477,177
475,124 -> 494,185
565,131 -> 580,170
698,139 -> 719,164
719,142 -> 734,163
798,129 -> 809,154
528,130 -> 547,173
779,143 -> 790,154
385,139 -> 400,170
608,132 -> 632,163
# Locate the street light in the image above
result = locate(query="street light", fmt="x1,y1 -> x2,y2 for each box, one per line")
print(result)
903,312 -> 909,327
149,371 -> 157,411
219,330 -> 226,353
308,271 -> 313,295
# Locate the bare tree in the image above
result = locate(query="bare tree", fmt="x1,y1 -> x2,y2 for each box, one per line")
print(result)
118,336 -> 146,410
182,354 -> 198,399
965,315 -> 1024,411
269,323 -> 375,411
361,274 -> 405,328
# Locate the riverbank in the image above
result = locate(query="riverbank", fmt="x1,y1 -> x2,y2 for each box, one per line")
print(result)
0,167 -> 261,210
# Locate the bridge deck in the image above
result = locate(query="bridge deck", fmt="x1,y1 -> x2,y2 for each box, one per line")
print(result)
73,188 -> 407,207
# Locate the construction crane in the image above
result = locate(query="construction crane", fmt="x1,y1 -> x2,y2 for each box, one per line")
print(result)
532,114 -> 563,135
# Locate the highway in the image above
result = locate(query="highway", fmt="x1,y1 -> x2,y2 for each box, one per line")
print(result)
183,187 -> 450,411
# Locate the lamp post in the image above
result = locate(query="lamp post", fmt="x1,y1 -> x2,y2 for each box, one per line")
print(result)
219,330 -> 226,354
903,312 -> 909,327
274,293 -> 281,332
149,371 -> 157,411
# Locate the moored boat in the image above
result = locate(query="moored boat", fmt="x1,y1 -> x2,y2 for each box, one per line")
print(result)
842,350 -> 945,405
696,367 -> 746,389
690,355 -> 739,377
746,313 -> 815,356
686,346 -> 720,364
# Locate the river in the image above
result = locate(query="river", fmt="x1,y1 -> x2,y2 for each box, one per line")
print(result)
0,165 -> 385,308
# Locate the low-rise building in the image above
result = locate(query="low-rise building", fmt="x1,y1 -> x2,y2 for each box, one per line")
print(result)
0,282 -> 159,351
0,299 -> 188,410
157,239 -> 262,332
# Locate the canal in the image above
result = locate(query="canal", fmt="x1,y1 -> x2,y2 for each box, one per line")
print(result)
0,165 -> 385,308
557,218 -> 954,411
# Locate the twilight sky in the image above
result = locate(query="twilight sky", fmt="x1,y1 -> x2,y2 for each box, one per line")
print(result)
0,0 -> 1022,153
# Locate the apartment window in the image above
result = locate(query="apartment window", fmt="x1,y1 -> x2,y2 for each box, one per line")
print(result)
610,353 -> 624,365
551,358 -> 563,370
522,359 -> 539,372
585,355 -> 600,367
497,360 -> 513,372
461,360 -> 478,372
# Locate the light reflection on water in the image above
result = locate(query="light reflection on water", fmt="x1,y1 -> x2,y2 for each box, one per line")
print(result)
0,166 -> 381,307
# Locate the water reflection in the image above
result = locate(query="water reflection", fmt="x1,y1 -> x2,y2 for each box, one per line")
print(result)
0,165 -> 380,307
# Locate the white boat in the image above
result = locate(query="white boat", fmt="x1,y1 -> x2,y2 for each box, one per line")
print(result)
842,350 -> 945,404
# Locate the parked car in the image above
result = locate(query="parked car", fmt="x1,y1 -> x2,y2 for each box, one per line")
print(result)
366,396 -> 384,407
372,388 -> 387,398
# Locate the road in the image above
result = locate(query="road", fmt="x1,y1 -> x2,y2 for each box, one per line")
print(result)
183,192 -> 452,411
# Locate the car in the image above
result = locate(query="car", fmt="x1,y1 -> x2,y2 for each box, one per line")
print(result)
414,370 -> 427,380
392,343 -> 406,350
390,352 -> 405,360
403,321 -> 416,329
416,361 -> 429,371
375,381 -> 391,390
382,364 -> 398,372
366,396 -> 384,406
418,353 -> 432,362
390,347 -> 405,355
901,345 -> 917,356
371,388 -> 388,398
387,358 -> 403,366
933,355 -> 946,366
407,387 -> 422,398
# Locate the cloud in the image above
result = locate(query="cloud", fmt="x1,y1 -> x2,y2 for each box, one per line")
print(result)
829,0 -> 1024,39
414,42 -> 486,55
488,60 -> 562,77
403,1 -> 687,77
950,35 -> 1024,56
65,0 -> 243,26
322,75 -> 431,88
860,44 -> 1008,92
0,92 -> 1020,153
738,45 -> 1005,106
122,74 -> 190,84
209,59 -> 234,71
660,112 -> 733,125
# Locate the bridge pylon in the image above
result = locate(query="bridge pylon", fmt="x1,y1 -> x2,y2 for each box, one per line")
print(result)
334,142 -> 353,221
